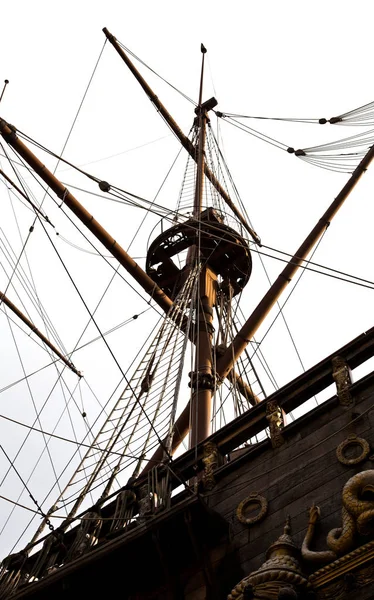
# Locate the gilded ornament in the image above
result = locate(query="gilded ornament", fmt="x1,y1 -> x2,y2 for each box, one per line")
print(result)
336,434 -> 370,466
315,564 -> 374,600
266,400 -> 285,449
302,505 -> 337,564
355,562 -> 374,587
302,471 -> 374,563
327,469 -> 374,555
331,356 -> 352,406
316,580 -> 346,600
228,517 -> 308,600
236,492 -> 268,526
202,441 -> 221,491
309,538 -> 374,586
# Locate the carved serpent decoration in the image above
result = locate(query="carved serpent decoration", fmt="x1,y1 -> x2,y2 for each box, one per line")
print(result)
302,505 -> 337,563
302,470 -> 374,562
327,470 -> 374,554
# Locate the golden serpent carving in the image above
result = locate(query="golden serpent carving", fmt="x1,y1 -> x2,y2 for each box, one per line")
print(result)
327,470 -> 374,555
303,470 -> 374,561
302,505 -> 337,564
336,434 -> 370,466
236,493 -> 268,526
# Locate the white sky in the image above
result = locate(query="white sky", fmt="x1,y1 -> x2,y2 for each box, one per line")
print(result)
1,0 -> 374,556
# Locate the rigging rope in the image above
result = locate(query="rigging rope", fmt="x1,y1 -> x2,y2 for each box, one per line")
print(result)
116,38 -> 197,106
3,75 -> 374,555
216,98 -> 374,126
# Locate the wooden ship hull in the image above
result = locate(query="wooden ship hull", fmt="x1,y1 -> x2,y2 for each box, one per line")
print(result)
1,327 -> 374,599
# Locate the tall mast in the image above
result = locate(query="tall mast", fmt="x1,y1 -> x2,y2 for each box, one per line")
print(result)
189,45 -> 217,447
0,118 -> 255,399
145,142 -> 374,464
3,44 -> 374,466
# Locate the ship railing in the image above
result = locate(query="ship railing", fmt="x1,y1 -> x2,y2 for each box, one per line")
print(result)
2,325 -> 374,593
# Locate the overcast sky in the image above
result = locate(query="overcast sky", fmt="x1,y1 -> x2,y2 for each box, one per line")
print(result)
1,0 -> 374,556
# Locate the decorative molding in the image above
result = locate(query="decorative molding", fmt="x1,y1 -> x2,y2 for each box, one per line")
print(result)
316,566 -> 374,600
336,434 -> 370,466
310,539 -> 374,588
236,493 -> 268,526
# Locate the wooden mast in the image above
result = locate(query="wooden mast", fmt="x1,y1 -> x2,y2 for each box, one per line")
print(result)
145,142 -> 374,464
188,45 -> 217,447
0,119 -> 257,402
2,49 -> 374,462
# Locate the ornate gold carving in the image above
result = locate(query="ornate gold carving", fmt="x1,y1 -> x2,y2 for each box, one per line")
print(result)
316,579 -> 347,600
327,470 -> 374,555
336,434 -> 370,466
315,568 -> 373,599
302,505 -> 337,564
202,441 -> 221,491
309,538 -> 374,588
302,471 -> 374,569
228,517 -> 308,599
310,544 -> 374,599
266,400 -> 285,448
332,356 -> 352,406
355,562 -> 374,587
236,492 -> 268,526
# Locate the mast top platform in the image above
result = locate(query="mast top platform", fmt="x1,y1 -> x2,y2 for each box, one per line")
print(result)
146,207 -> 252,300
